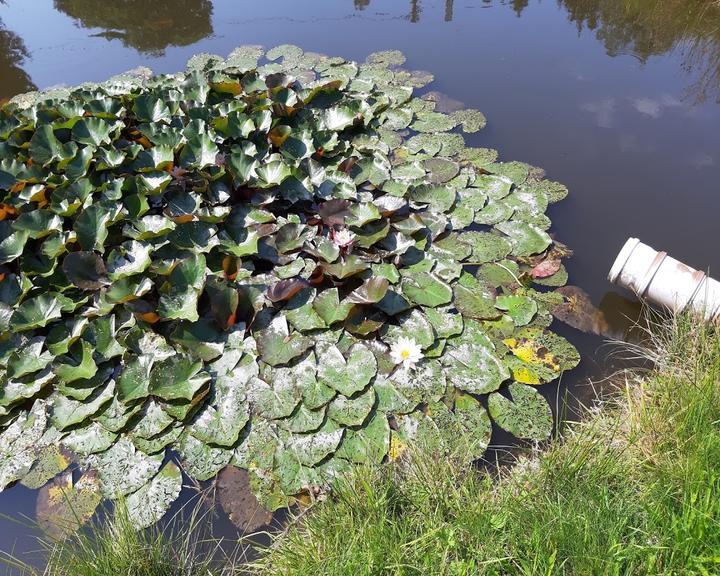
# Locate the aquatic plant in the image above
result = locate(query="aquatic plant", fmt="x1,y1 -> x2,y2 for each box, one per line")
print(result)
0,45 -> 577,527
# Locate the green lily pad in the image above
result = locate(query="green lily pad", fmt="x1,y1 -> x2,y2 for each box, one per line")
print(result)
92,437 -> 164,499
50,381 -> 115,431
461,231 -> 513,263
124,461 -> 183,529
495,221 -> 552,257
0,401 -> 47,490
317,343 -> 378,396
336,411 -> 390,464
495,295 -> 538,326
401,272 -> 453,307
444,339 -> 510,395
257,315 -> 312,367
176,433 -> 232,481
328,387 -> 376,427
286,420 -> 344,467
488,383 -> 553,440
149,355 -> 210,402
453,274 -> 499,320
62,422 -> 117,456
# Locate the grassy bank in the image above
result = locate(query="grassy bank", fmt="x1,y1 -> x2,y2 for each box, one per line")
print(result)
252,315 -> 720,575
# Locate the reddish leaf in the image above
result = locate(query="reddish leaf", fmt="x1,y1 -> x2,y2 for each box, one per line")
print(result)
318,199 -> 351,226
531,258 -> 561,279
222,255 -> 240,281
140,312 -> 161,324
0,203 -> 17,220
338,157 -> 357,174
307,265 -> 325,286
266,278 -> 307,303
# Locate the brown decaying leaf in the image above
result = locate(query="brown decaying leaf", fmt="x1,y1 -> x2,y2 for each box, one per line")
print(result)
222,255 -> 240,281
217,466 -> 273,533
338,157 -> 357,174
140,312 -> 161,324
268,125 -> 291,147
422,90 -> 465,113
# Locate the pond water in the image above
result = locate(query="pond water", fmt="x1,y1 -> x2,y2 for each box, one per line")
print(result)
1,0 -> 719,569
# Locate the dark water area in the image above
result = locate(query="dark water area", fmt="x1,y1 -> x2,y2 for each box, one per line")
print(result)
1,0 -> 719,568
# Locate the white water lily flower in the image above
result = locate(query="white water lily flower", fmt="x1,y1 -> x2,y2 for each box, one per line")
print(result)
390,337 -> 423,369
332,228 -> 356,248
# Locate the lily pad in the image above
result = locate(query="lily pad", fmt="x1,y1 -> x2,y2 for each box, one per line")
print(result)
488,383 -> 553,440
317,344 -> 378,396
124,461 -> 183,529
335,411 -> 390,464
92,437 -> 163,499
444,339 -> 510,395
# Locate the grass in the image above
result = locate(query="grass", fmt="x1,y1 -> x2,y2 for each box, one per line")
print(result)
251,314 -> 720,575
1,499 -> 241,576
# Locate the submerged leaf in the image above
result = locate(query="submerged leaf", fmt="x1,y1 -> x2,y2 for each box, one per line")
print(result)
36,471 -> 101,539
218,466 -> 273,533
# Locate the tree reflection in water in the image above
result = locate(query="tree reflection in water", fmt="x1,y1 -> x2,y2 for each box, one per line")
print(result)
54,0 -> 213,56
351,0 -> 720,103
0,18 -> 34,100
554,0 -> 720,103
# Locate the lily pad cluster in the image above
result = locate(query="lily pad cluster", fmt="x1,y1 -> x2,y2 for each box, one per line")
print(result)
0,45 -> 578,525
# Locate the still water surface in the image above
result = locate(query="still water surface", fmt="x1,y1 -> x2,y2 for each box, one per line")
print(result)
1,0 -> 719,566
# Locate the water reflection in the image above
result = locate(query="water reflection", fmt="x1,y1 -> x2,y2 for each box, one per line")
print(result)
444,0 -> 453,22
349,0 -> 720,101
409,0 -> 421,23
550,0 -> 720,103
0,16 -> 34,100
53,0 -> 213,55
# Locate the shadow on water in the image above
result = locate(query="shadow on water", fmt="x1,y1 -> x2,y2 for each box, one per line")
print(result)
53,0 -> 214,55
1,0 -> 720,570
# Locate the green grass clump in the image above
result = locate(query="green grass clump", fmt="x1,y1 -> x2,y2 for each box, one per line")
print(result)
252,315 -> 720,575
